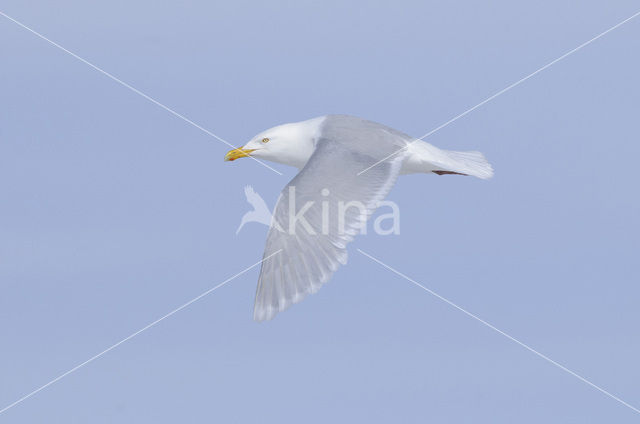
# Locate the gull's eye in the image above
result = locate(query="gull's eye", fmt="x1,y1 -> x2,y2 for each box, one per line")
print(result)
261,137 -> 270,143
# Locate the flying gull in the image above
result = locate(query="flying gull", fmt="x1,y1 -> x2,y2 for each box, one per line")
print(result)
225,115 -> 493,321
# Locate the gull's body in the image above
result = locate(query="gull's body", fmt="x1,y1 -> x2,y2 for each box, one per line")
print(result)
226,115 -> 493,321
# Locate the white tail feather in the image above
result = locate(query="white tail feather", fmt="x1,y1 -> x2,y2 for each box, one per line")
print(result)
440,150 -> 494,179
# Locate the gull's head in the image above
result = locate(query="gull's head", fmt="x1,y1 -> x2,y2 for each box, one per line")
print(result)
224,117 -> 325,168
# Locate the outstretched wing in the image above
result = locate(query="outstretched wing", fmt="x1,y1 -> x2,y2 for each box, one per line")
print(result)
253,116 -> 408,321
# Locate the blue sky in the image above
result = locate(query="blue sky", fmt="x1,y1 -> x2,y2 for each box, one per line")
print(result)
1,1 -> 639,422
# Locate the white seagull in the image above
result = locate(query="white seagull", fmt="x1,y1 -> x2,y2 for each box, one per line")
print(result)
225,115 -> 493,321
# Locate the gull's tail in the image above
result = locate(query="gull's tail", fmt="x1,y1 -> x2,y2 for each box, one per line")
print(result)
436,150 -> 494,179
407,141 -> 494,179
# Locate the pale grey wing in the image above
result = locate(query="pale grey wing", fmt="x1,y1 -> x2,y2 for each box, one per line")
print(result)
253,120 -> 407,321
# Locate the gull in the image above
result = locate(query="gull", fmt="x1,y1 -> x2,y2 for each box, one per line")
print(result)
236,185 -> 273,234
225,115 -> 493,321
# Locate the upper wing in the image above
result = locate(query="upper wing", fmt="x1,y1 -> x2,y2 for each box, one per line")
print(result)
253,117 -> 407,321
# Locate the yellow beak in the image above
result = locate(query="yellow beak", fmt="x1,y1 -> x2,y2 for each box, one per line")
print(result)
224,147 -> 256,162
